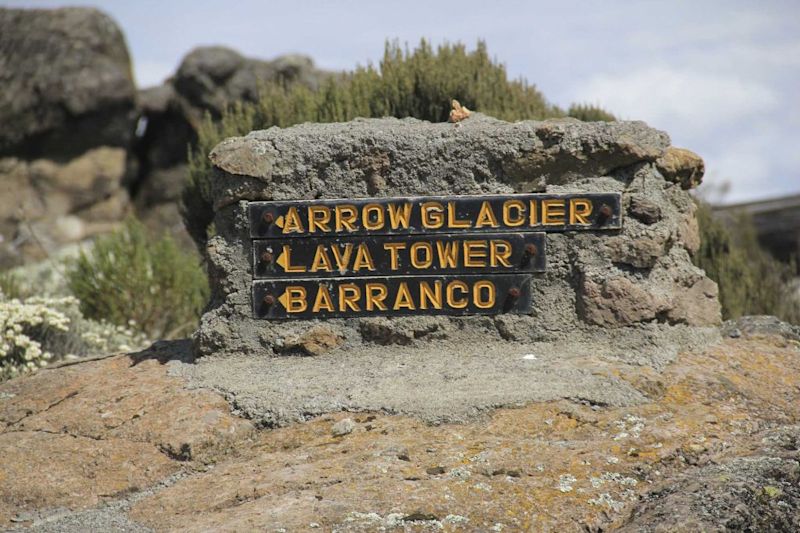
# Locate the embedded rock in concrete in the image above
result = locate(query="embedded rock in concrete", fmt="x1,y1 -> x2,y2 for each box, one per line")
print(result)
195,114 -> 721,358
656,147 -> 705,190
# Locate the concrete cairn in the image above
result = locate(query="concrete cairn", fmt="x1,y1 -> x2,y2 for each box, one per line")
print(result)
195,113 -> 720,358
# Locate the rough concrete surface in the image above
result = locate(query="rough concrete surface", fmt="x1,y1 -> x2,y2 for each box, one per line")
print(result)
196,114 -> 719,359
175,325 -> 718,427
1,320 -> 799,531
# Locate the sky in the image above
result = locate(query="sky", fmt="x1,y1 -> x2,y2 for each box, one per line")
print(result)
7,0 -> 800,204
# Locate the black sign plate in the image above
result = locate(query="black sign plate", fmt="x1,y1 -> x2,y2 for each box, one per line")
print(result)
253,274 -> 533,319
249,193 -> 621,238
252,232 -> 546,279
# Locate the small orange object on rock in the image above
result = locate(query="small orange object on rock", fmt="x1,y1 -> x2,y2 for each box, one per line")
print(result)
448,99 -> 471,123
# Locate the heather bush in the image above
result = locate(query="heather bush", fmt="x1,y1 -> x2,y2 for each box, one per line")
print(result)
184,40 -> 615,248
66,218 -> 209,339
568,103 -> 617,122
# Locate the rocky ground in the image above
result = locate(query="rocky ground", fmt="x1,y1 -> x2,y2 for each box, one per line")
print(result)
1,318 -> 799,532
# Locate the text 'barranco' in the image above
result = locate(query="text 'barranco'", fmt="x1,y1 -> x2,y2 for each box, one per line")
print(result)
248,192 -> 621,319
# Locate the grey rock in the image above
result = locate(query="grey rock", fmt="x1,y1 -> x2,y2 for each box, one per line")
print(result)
130,47 -> 333,247
172,46 -> 330,121
331,418 -> 355,437
0,147 -> 130,267
722,315 -> 800,341
620,425 -> 800,532
628,195 -> 662,224
194,114 -> 720,361
0,7 -> 136,158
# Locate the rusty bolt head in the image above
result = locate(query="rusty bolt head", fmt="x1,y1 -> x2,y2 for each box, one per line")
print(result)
508,287 -> 521,299
262,212 -> 275,224
524,243 -> 538,256
599,204 -> 613,217
263,294 -> 276,306
261,251 -> 274,264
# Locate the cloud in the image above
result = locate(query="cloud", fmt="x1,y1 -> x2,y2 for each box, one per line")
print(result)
134,60 -> 177,88
567,66 -> 778,136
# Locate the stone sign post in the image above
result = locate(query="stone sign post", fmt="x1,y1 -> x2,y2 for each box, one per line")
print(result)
195,114 -> 720,357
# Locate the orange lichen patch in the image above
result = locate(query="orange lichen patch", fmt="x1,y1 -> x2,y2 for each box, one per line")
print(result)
0,348 -> 254,525
2,336 -> 799,530
128,336 -> 800,531
448,99 -> 471,123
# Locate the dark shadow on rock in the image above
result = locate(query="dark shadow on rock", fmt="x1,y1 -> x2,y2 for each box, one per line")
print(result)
128,338 -> 195,366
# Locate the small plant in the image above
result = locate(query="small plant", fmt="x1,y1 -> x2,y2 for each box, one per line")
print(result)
0,296 -> 69,380
695,201 -> 800,324
568,103 -> 616,122
66,218 -> 209,339
0,294 -> 150,381
0,270 -> 25,300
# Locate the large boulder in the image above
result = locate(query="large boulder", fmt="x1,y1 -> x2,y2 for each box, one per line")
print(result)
0,7 -> 136,158
131,47 -> 332,248
172,47 -> 326,121
194,114 -> 721,358
0,7 -> 137,266
0,148 -> 130,267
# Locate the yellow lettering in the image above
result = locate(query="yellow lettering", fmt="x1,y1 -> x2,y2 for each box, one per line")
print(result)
365,283 -> 388,311
447,202 -> 471,228
473,280 -> 495,309
569,198 -> 593,225
393,282 -> 415,310
283,286 -> 307,313
352,244 -> 376,271
383,242 -> 406,270
282,207 -> 305,234
529,200 -> 539,226
474,201 -> 499,228
307,205 -> 331,232
490,240 -> 512,267
421,201 -> 445,229
464,240 -> 488,268
387,203 -> 412,230
542,199 -> 566,226
309,245 -> 333,272
410,242 -> 433,269
419,281 -> 443,310
330,244 -> 354,272
435,241 -> 459,268
362,203 -> 384,230
502,200 -> 526,227
279,245 -> 307,273
335,204 -> 357,231
338,283 -> 361,311
312,284 -> 334,312
446,281 -> 468,309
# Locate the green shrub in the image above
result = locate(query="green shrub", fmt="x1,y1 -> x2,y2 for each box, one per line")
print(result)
66,218 -> 209,339
0,270 -> 24,300
694,202 -> 799,324
184,40 -> 615,249
568,103 -> 616,122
